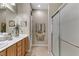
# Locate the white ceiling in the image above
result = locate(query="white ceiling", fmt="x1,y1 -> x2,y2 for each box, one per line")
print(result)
31,3 -> 48,10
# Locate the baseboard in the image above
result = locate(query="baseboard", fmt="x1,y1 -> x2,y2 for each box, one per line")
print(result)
48,50 -> 53,56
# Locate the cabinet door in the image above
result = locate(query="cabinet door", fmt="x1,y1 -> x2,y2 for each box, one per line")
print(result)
25,37 -> 29,53
16,40 -> 22,56
21,38 -> 26,56
7,44 -> 16,56
0,50 -> 6,56
52,12 -> 59,56
17,46 -> 22,56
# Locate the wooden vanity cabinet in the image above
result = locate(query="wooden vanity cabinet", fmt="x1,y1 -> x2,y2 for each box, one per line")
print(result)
0,50 -> 6,56
7,44 -> 16,56
0,37 -> 29,56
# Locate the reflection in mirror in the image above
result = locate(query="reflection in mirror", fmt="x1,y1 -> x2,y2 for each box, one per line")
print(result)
0,3 -> 16,33
0,9 -> 6,33
0,3 -> 16,12
1,22 -> 6,32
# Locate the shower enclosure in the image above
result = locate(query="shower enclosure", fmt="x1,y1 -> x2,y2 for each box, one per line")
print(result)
51,3 -> 79,56
51,11 -> 60,56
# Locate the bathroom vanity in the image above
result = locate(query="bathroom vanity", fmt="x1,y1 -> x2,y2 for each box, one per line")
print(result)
0,3 -> 31,56
0,34 -> 29,56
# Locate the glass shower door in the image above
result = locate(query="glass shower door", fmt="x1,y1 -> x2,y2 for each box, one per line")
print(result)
51,12 -> 60,56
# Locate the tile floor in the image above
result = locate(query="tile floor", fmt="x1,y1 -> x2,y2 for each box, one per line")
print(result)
26,46 -> 50,56
31,46 -> 49,56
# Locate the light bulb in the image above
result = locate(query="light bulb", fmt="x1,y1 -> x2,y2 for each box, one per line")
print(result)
38,5 -> 40,7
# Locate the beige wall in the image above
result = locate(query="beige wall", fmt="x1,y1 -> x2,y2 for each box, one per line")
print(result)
32,10 -> 48,45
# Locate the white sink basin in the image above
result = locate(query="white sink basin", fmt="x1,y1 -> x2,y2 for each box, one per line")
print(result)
0,33 -> 12,41
0,40 -> 8,49
0,35 -> 7,41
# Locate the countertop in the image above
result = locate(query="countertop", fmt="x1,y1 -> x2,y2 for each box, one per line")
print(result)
0,34 -> 29,52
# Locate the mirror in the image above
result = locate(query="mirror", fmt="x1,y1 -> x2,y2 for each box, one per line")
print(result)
0,3 -> 16,33
0,3 -> 16,12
